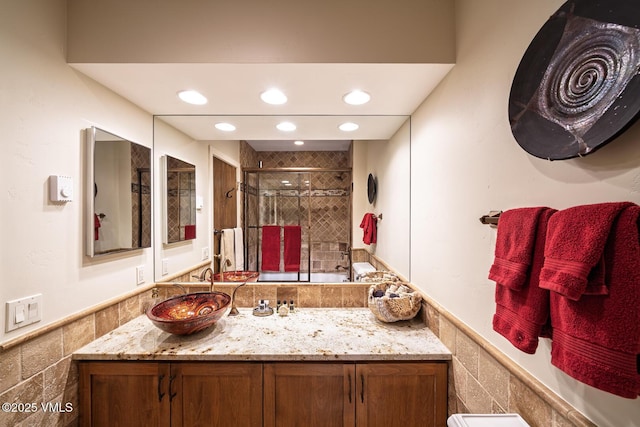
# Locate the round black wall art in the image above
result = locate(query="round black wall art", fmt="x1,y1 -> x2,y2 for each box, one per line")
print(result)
509,0 -> 640,160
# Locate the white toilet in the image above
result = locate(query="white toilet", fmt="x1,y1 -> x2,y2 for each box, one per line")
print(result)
447,414 -> 530,427
352,262 -> 376,281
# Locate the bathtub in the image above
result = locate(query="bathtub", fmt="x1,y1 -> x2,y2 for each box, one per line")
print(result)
258,272 -> 350,282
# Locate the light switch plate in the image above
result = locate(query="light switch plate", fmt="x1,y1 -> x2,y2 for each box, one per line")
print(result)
6,294 -> 42,332
136,266 -> 145,285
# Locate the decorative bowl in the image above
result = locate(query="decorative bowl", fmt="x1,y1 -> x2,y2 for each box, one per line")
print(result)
367,282 -> 422,323
213,271 -> 260,282
146,292 -> 231,335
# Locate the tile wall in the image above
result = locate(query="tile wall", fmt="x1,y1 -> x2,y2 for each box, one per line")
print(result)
130,143 -> 151,248
419,296 -> 596,427
239,142 -> 353,273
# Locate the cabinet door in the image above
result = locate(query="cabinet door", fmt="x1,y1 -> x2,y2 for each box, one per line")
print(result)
264,363 -> 356,427
170,362 -> 262,427
79,361 -> 171,427
355,362 -> 448,427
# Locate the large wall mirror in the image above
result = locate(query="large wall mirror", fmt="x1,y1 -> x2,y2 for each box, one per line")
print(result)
85,127 -> 151,257
162,155 -> 196,244
153,115 -> 411,283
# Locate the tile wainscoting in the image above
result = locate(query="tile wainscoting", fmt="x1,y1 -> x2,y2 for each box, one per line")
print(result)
418,293 -> 596,427
0,257 -> 595,427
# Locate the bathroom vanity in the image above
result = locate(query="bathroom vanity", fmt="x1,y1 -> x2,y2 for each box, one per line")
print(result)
74,308 -> 451,427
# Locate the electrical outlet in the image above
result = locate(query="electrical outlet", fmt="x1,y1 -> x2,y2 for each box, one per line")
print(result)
5,294 -> 42,332
136,266 -> 145,285
162,259 -> 169,276
202,247 -> 210,260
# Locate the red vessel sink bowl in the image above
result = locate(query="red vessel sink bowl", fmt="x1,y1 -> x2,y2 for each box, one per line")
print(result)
146,292 -> 231,335
213,271 -> 260,282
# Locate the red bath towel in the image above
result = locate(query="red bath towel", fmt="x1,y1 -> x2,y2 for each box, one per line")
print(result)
548,204 -> 640,398
184,224 -> 196,240
539,202 -> 633,300
360,213 -> 377,245
489,207 -> 549,291
94,213 -> 101,241
261,226 -> 281,272
284,225 -> 302,272
492,208 -> 555,354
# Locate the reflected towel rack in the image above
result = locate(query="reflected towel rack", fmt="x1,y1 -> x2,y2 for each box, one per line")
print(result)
479,211 -> 502,226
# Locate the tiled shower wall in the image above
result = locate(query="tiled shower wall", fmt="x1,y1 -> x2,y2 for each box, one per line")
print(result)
130,143 -> 151,248
240,142 -> 352,273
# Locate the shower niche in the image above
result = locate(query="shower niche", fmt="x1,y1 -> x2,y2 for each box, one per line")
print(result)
244,168 -> 352,282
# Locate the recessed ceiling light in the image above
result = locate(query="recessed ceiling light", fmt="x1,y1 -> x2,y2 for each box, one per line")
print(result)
343,90 -> 371,105
294,140 -> 305,146
281,180 -> 290,184
215,122 -> 236,131
177,90 -> 208,105
261,88 -> 288,105
276,121 -> 296,131
339,122 -> 359,132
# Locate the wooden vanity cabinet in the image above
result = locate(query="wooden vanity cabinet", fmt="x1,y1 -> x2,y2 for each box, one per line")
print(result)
170,362 -> 262,427
79,362 -> 170,427
355,362 -> 448,427
80,360 -> 447,427
264,363 -> 356,427
78,361 -> 262,427
263,362 -> 448,427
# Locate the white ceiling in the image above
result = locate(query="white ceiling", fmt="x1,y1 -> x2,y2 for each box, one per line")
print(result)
72,63 -> 454,149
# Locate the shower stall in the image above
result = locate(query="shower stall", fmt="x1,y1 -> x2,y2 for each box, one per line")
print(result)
243,168 -> 352,282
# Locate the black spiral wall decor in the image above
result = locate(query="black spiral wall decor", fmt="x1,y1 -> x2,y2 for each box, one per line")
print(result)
509,0 -> 640,160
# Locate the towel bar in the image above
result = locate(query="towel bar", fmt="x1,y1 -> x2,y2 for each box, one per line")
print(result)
479,211 -> 502,226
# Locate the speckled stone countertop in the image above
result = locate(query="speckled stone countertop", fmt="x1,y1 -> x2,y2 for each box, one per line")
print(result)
73,308 -> 451,362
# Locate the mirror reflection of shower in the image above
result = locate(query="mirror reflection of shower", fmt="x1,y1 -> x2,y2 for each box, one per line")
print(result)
244,168 -> 352,282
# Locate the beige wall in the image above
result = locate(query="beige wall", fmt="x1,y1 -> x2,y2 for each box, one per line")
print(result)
66,0 -> 455,64
0,0 -> 153,344
352,119 -> 411,279
410,1 -> 640,426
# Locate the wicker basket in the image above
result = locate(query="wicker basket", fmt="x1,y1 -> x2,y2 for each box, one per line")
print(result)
367,282 -> 422,322
359,270 -> 401,283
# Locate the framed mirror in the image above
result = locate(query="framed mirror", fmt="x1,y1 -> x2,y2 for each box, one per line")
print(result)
85,127 -> 151,257
162,155 -> 196,244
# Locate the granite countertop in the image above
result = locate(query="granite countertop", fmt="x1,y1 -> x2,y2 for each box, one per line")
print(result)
73,308 -> 451,362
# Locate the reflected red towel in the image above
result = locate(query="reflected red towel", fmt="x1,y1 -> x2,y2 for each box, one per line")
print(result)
94,214 -> 101,241
548,204 -> 640,398
539,202 -> 633,300
492,208 -> 555,354
360,213 -> 377,245
284,225 -> 302,272
184,224 -> 196,240
261,226 -> 280,272
489,207 -> 548,291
